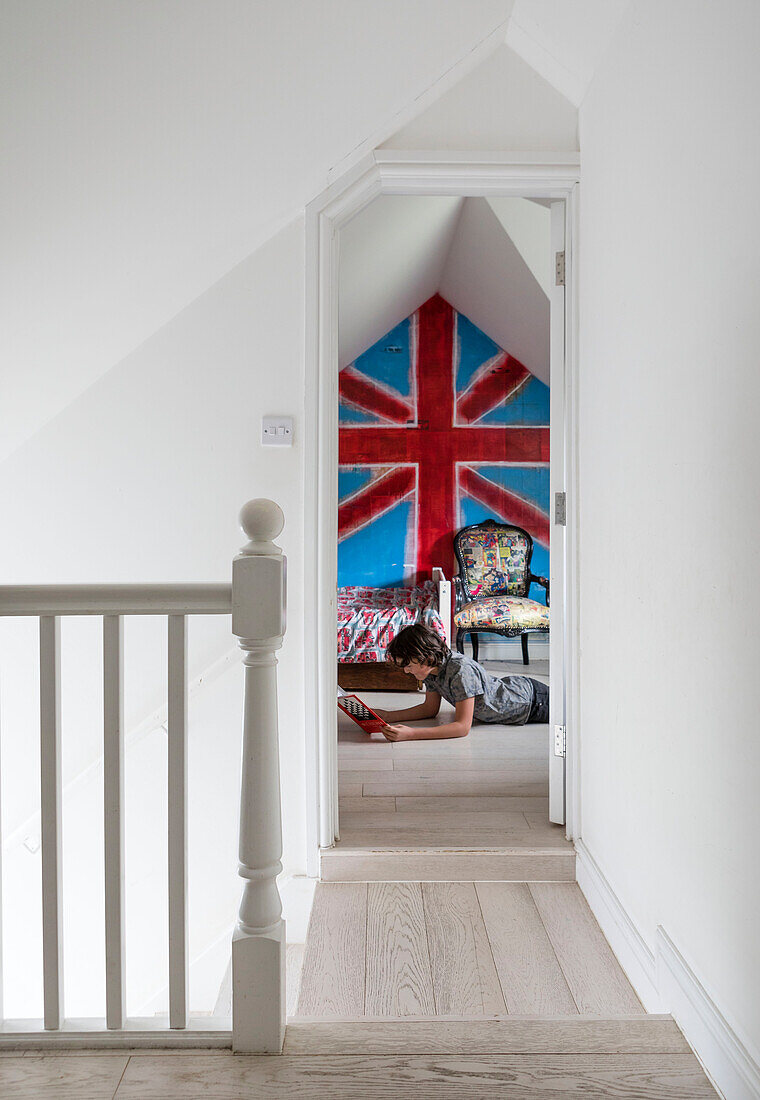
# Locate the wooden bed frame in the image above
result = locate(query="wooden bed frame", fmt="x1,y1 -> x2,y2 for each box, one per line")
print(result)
337,569 -> 452,693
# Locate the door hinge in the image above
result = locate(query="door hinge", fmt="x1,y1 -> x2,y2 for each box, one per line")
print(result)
554,724 -> 566,758
554,491 -> 566,526
555,250 -> 566,286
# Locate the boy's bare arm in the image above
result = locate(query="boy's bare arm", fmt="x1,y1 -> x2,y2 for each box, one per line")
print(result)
382,697 -> 474,741
374,692 -> 441,723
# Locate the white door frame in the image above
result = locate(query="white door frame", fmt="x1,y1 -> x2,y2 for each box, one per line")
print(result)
304,151 -> 581,876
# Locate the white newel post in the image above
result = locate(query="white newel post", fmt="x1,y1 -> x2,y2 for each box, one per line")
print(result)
231,499 -> 287,1054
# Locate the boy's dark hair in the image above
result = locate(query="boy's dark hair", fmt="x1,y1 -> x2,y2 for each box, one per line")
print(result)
386,623 -> 450,670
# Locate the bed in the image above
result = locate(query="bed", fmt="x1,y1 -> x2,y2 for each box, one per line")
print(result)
337,570 -> 452,692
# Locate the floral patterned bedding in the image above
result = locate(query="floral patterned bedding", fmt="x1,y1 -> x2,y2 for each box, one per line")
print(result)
337,580 -> 447,663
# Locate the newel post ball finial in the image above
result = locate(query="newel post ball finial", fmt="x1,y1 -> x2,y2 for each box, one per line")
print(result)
238,499 -> 284,555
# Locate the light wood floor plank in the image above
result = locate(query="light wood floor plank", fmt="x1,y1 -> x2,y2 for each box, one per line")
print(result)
422,883 -> 507,1015
0,1054 -> 128,1098
339,811 -> 531,830
391,755 -> 547,772
296,883 -> 367,1017
339,780 -> 362,796
529,883 -> 645,1016
365,883 -> 435,1016
364,776 -> 547,797
283,1016 -> 691,1055
476,883 -> 577,1015
338,756 -> 393,772
321,850 -> 575,883
113,1052 -> 717,1098
337,828 -> 571,848
381,763 -> 548,778
396,796 -> 549,814
338,797 -> 396,814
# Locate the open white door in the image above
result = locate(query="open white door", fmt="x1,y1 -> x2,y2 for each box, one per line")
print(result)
548,201 -> 566,825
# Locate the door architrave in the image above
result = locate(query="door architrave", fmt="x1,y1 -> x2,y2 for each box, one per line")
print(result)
304,151 -> 581,875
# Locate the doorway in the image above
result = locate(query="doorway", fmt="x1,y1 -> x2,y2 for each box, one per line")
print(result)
304,153 -> 579,877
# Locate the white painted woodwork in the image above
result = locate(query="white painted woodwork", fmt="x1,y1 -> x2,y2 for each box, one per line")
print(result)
432,567 -> 452,645
167,615 -> 188,1029
0,500 -> 283,1044
548,198 -> 567,826
0,584 -> 231,616
103,615 -> 125,1030
230,499 -> 287,1054
306,155 -> 581,870
0,1017 -> 232,1048
39,616 -> 63,1031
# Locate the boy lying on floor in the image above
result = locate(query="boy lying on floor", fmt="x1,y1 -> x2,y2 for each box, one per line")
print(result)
375,623 -> 548,742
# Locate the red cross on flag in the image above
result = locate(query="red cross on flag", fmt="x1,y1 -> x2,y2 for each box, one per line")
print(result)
339,295 -> 549,585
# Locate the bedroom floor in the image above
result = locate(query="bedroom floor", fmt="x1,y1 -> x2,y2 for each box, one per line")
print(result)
326,660 -> 574,881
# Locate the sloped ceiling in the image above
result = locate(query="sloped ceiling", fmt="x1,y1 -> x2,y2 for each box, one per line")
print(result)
506,0 -> 630,106
3,0 -> 624,463
339,195 -> 550,384
339,196 -> 465,369
0,0 -> 515,461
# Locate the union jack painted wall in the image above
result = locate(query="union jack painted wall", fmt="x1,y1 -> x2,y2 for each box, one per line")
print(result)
338,294 -> 550,598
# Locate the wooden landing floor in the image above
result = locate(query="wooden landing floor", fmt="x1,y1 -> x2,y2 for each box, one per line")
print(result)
0,1019 -> 718,1098
296,881 -> 644,1018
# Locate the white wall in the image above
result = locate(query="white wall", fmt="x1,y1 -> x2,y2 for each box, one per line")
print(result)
0,217 -> 307,1015
0,29 -> 578,1020
578,0 -> 760,1075
0,0 -> 514,462
383,42 -> 577,151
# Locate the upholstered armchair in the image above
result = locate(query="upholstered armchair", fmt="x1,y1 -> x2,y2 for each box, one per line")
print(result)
453,520 -> 549,665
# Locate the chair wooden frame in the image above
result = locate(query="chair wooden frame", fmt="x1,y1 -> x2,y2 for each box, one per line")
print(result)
453,519 -> 549,665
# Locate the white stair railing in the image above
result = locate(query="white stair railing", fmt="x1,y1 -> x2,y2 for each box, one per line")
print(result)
0,499 -> 286,1052
230,499 -> 286,1053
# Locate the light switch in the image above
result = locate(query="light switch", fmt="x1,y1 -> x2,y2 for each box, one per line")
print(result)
262,416 -> 294,446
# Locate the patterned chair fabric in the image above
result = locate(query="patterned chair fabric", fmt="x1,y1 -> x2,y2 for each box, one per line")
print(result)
453,520 -> 549,665
455,528 -> 532,598
454,596 -> 550,635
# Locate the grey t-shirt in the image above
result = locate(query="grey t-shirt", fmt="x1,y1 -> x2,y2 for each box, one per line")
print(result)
423,651 -> 534,725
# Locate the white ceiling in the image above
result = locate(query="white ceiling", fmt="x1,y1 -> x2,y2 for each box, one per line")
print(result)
0,0 -> 515,461
339,195 -> 551,384
2,0 -> 628,462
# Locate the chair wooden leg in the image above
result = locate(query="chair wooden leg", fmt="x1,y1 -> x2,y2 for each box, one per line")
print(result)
521,633 -> 530,665
455,629 -> 464,654
471,633 -> 479,662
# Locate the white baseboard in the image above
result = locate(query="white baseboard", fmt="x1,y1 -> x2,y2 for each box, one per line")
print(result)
656,927 -> 760,1100
575,841 -> 662,1012
576,840 -> 760,1100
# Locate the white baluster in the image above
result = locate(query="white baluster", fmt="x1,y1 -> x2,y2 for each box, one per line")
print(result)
39,615 -> 63,1030
167,614 -> 189,1029
230,499 -> 287,1054
103,615 -> 125,1029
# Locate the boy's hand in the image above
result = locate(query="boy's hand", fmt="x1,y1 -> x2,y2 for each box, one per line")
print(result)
381,723 -> 414,742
